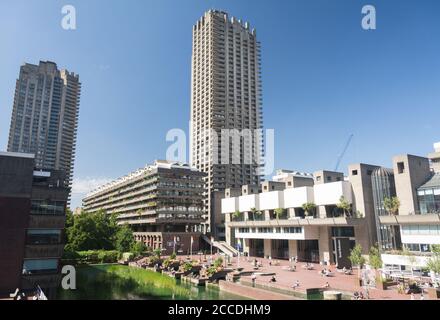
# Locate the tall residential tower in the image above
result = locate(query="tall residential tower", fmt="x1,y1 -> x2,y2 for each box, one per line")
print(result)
190,10 -> 264,236
7,61 -> 81,189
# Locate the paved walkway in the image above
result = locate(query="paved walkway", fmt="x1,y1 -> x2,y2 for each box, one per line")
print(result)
234,256 -> 429,300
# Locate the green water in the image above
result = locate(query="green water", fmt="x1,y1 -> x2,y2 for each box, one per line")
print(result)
57,264 -> 245,300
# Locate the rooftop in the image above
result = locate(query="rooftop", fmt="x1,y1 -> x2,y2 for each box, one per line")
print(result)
418,172 -> 440,190
85,160 -> 199,198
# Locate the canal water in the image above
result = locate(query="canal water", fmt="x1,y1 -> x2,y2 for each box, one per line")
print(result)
57,264 -> 246,300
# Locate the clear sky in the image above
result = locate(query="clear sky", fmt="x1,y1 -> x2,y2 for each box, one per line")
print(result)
1,0 -> 439,209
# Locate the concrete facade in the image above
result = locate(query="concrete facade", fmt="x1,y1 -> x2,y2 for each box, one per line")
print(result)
190,10 -> 264,235
7,61 -> 81,190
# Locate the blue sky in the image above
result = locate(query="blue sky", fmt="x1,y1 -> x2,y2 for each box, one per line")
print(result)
0,0 -> 439,209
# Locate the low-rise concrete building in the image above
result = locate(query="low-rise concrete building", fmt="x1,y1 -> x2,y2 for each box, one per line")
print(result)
222,170 -> 369,268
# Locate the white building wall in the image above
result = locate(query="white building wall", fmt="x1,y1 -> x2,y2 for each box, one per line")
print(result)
259,191 -> 284,210
314,181 -> 352,205
283,187 -> 314,208
238,194 -> 260,212
221,197 -> 238,213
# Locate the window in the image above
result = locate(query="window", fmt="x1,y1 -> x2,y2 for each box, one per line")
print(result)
352,170 -> 358,176
397,162 -> 405,174
327,176 -> 332,182
22,259 -> 58,275
26,229 -> 61,245
316,176 -> 321,182
367,170 -> 373,176
31,200 -> 65,215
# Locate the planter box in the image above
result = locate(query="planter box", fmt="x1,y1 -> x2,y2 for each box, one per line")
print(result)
376,281 -> 388,290
428,287 -> 440,299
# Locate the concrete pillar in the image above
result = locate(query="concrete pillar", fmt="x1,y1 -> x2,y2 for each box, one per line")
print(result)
318,227 -> 332,264
288,208 -> 295,219
288,240 -> 298,259
243,238 -> 250,256
264,210 -> 270,221
244,211 -> 249,221
318,206 -> 327,218
264,239 -> 272,258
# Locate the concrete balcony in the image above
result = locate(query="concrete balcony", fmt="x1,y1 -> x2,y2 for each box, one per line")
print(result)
221,197 -> 239,213
25,244 -> 64,259
284,187 -> 314,208
28,215 -> 66,229
238,194 -> 259,212
379,213 -> 440,225
21,274 -> 61,291
259,191 -> 284,210
314,181 -> 352,206
228,217 -> 365,228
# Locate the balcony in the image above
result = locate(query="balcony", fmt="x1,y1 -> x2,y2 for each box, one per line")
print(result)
21,274 -> 61,290
28,215 -> 66,229
379,213 -> 440,225
25,244 -> 64,259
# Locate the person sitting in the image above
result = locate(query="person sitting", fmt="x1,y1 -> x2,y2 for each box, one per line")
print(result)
322,282 -> 330,289
269,276 -> 277,283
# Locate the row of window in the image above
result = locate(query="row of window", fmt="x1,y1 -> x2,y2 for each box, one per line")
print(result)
401,225 -> 440,235
23,259 -> 58,275
236,227 -> 302,234
31,200 -> 65,215
26,229 -> 62,245
404,243 -> 433,253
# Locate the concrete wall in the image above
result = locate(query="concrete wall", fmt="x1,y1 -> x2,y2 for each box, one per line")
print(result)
393,155 -> 431,215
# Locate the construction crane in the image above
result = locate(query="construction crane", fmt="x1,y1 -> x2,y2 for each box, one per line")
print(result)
334,134 -> 354,172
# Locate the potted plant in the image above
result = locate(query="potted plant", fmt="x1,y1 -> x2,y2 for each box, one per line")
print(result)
232,210 -> 242,221
337,196 -> 351,217
274,208 -> 286,220
302,202 -> 316,218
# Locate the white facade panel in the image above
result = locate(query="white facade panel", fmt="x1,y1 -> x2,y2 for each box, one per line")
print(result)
314,181 -> 352,206
283,187 -> 314,208
238,194 -> 260,212
381,254 -> 429,268
400,234 -> 440,245
259,191 -> 284,210
221,197 -> 238,214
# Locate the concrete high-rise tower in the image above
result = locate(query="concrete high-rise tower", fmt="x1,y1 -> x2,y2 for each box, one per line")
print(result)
7,61 -> 81,190
190,10 -> 264,235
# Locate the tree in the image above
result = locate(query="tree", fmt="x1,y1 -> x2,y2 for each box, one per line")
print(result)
383,197 -> 400,216
131,241 -> 147,257
250,207 -> 262,220
369,245 -> 383,283
302,203 -> 316,217
115,224 -> 135,252
274,208 -> 285,220
337,196 -> 351,217
153,248 -> 162,259
427,245 -> 440,274
401,247 -> 418,277
232,210 -> 242,220
66,210 -> 119,251
369,246 -> 383,270
349,244 -> 366,279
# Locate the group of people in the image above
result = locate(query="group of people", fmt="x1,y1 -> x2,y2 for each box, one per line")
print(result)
319,268 -> 333,277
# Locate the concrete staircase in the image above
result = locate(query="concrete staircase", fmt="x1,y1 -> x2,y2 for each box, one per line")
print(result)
201,235 -> 239,257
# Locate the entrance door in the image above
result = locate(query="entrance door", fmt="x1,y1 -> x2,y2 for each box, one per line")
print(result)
297,240 -> 319,263
333,237 -> 352,268
249,239 -> 264,257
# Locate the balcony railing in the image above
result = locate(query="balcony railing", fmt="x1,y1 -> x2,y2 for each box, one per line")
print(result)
25,244 -> 64,259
